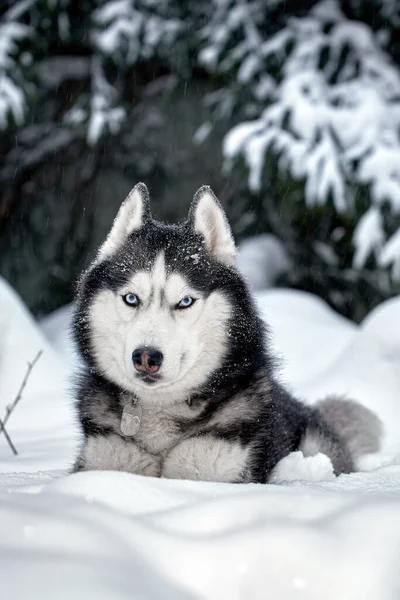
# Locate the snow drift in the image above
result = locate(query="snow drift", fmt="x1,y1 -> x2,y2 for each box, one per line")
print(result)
1,275 -> 400,599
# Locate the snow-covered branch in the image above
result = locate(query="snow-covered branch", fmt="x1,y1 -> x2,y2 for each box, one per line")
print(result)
0,2 -> 33,130
202,0 -> 400,289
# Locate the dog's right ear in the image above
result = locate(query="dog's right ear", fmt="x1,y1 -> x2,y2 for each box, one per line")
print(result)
97,183 -> 151,260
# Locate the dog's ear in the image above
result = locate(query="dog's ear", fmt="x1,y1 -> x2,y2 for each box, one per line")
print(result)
189,186 -> 236,266
97,183 -> 151,259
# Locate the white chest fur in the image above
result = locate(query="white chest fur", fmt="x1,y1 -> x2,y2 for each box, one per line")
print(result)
129,400 -> 196,454
82,396 -> 250,481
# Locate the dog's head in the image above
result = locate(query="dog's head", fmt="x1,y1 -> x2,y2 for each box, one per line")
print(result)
74,184 -> 263,403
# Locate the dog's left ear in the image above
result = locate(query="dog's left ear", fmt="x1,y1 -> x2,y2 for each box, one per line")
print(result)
189,186 -> 236,266
97,182 -> 151,260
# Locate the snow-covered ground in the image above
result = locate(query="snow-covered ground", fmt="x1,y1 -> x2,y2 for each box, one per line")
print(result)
1,273 -> 400,599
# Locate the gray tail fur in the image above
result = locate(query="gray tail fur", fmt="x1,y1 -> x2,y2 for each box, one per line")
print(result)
300,396 -> 383,475
315,396 -> 383,460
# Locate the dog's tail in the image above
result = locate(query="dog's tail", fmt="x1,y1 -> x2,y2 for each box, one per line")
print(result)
300,396 -> 383,475
315,396 -> 383,460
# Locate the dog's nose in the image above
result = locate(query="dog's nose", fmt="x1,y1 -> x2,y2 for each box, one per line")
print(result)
132,347 -> 163,374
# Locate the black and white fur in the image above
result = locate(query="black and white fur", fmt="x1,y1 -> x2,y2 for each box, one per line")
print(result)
72,183 -> 382,482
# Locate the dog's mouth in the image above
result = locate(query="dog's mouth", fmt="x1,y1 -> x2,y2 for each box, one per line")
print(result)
130,352 -> 196,390
132,365 -> 184,390
135,372 -> 162,385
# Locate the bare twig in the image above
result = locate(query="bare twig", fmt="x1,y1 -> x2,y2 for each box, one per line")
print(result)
0,349 -> 43,455
0,416 -> 17,455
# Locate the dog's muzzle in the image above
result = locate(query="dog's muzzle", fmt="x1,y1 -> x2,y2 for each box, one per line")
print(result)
132,347 -> 163,376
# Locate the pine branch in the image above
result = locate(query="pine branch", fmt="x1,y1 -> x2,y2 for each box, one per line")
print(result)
0,349 -> 43,456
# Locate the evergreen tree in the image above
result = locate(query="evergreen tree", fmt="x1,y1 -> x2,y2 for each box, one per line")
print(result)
199,0 -> 400,321
0,0 -> 193,315
0,0 -> 188,173
2,0 -> 400,321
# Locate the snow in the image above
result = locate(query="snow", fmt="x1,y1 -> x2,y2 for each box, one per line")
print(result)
0,277 -> 76,473
379,229 -> 400,281
37,57 -> 90,89
217,0 -> 400,276
2,267 -> 400,597
92,0 -> 181,63
86,56 -> 126,146
193,121 -> 212,145
237,234 -> 291,289
271,451 -> 335,483
353,206 -> 384,270
0,18 -> 30,129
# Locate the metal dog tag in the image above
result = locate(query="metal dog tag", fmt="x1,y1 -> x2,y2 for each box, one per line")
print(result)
121,402 -> 142,436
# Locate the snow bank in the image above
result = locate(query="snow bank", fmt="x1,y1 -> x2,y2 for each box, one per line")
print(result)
0,275 -> 400,598
237,233 -> 291,290
2,467 -> 400,599
0,277 -> 76,472
40,303 -> 79,367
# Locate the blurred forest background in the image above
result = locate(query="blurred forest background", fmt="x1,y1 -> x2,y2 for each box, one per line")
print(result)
1,0 -> 400,322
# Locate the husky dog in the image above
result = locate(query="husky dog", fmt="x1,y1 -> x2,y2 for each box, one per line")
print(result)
72,183 -> 382,482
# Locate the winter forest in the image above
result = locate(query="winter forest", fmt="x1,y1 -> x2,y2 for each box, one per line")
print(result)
2,0 -> 400,320
3,1 -> 400,599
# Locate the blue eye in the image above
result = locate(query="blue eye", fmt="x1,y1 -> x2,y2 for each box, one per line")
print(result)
177,296 -> 195,309
123,293 -> 139,307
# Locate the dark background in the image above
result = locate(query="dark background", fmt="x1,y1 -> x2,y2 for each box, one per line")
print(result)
1,0 -> 400,321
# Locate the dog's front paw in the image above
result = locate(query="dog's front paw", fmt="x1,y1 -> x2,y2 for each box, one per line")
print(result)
77,434 -> 162,476
162,435 -> 249,483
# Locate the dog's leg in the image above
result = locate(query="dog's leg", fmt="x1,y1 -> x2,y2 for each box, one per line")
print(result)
77,434 -> 161,476
162,435 -> 250,483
